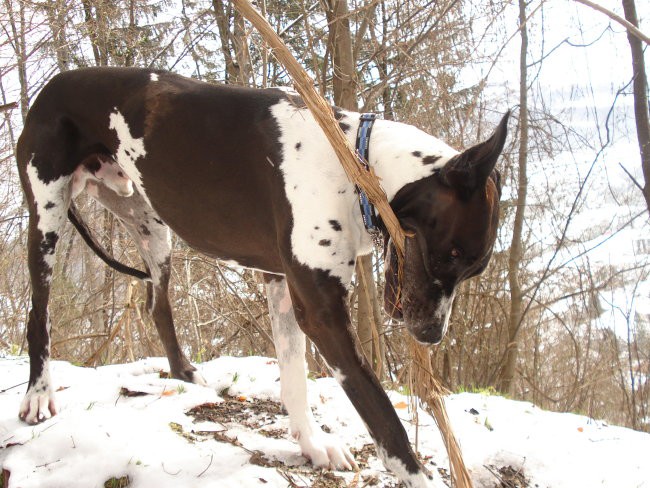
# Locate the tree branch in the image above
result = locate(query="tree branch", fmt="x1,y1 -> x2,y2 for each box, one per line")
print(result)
573,0 -> 650,45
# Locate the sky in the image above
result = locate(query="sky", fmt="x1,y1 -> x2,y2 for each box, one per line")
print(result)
462,0 -> 650,337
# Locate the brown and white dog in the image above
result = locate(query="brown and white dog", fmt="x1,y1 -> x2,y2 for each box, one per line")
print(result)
16,67 -> 508,487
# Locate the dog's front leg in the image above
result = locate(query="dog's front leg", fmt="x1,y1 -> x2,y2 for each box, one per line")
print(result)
284,267 -> 436,488
264,274 -> 356,470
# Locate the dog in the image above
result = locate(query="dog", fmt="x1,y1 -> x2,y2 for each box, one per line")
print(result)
16,67 -> 508,487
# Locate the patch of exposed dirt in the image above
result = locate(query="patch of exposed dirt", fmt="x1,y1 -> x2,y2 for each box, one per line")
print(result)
187,395 -> 284,430
258,428 -> 286,439
349,444 -> 450,487
350,443 -> 377,470
185,397 -> 356,486
487,465 -> 530,488
185,397 -> 526,488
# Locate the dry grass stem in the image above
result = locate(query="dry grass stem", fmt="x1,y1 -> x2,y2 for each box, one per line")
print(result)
409,338 -> 473,488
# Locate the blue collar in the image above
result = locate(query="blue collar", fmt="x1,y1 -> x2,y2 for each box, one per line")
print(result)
355,113 -> 380,234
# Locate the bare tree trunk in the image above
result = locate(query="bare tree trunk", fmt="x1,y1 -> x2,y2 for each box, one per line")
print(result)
125,0 -> 137,67
325,0 -> 356,108
233,10 -> 253,86
212,0 -> 252,86
4,0 -> 29,122
499,0 -> 528,395
81,0 -> 109,66
621,0 -> 650,212
43,0 -> 71,72
356,254 -> 385,377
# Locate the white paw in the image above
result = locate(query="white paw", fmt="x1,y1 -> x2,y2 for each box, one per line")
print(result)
294,429 -> 358,471
19,387 -> 57,424
190,370 -> 208,386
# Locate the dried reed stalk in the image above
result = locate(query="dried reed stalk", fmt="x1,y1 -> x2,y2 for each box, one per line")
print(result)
232,0 -> 407,260
409,338 -> 473,487
233,1 -> 473,486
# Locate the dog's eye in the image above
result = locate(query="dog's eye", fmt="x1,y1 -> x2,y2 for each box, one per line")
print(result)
450,248 -> 462,260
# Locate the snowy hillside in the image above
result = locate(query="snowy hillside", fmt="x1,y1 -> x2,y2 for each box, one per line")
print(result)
1,356 -> 649,488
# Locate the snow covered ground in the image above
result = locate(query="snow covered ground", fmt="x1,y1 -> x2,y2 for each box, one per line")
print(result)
1,356 -> 649,488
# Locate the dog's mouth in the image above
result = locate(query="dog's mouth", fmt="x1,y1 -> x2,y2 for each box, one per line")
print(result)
383,238 -> 454,345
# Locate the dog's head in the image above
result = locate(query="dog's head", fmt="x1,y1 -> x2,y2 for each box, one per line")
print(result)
384,112 -> 509,344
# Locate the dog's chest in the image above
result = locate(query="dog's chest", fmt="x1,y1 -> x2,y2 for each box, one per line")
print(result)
271,101 -> 372,283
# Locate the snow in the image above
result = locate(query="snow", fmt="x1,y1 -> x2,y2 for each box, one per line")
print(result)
1,356 -> 649,488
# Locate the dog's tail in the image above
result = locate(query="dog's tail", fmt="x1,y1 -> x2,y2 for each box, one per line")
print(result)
67,203 -> 151,281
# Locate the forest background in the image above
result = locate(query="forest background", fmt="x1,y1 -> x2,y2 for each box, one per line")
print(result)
1,0 -> 649,433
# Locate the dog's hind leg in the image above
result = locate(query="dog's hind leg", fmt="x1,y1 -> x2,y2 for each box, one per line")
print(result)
18,158 -> 72,424
264,274 -> 356,470
88,183 -> 205,385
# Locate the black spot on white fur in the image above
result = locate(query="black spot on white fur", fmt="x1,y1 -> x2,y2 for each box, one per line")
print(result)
333,108 -> 351,133
44,201 -> 56,210
318,239 -> 331,247
412,151 -> 422,157
422,155 -> 441,165
329,220 -> 342,231
40,232 -> 58,255
295,142 -> 301,150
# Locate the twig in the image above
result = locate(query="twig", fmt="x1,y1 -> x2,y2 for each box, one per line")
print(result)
83,312 -> 128,366
0,102 -> 17,112
197,454 -> 213,477
619,162 -> 645,193
277,469 -> 301,487
161,462 -> 182,476
573,0 -> 650,45
35,459 -> 61,468
0,381 -> 28,394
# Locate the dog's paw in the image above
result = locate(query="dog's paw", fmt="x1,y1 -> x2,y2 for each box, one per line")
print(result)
18,387 -> 57,424
172,367 -> 207,386
295,429 -> 358,471
189,370 -> 208,386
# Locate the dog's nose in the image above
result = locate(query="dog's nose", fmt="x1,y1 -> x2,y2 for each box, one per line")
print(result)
413,324 -> 444,345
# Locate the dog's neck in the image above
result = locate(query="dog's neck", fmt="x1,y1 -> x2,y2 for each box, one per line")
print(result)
364,117 -> 459,202
339,113 -> 459,255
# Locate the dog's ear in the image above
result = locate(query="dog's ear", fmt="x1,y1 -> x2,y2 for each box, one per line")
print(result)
439,111 -> 509,197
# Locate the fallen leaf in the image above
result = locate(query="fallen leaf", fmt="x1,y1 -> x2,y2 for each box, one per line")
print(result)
120,387 -> 149,397
394,401 -> 408,409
